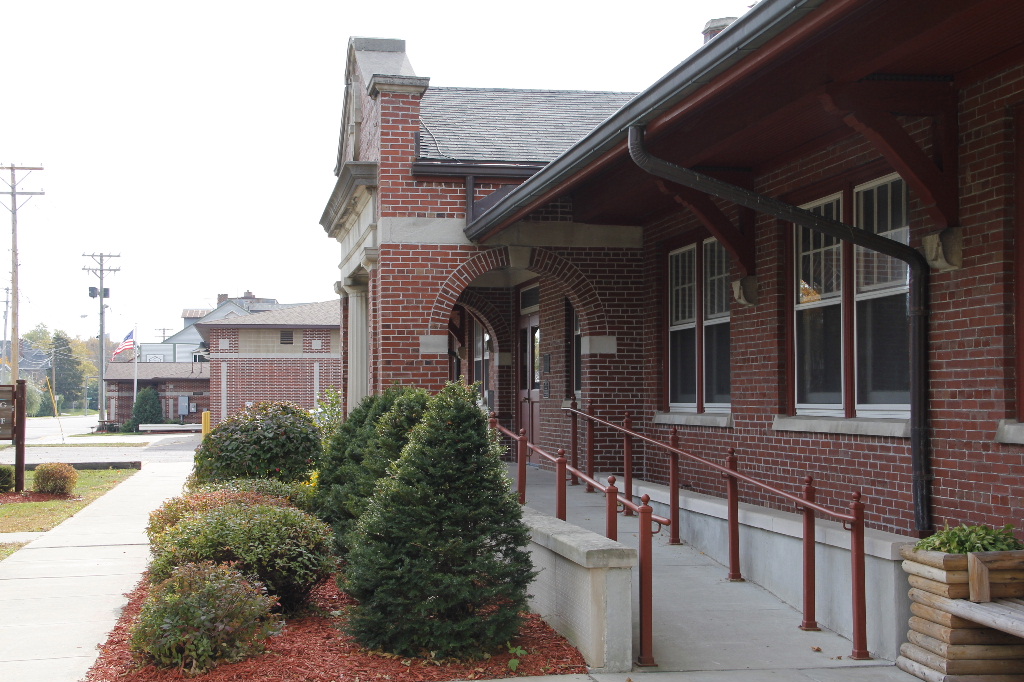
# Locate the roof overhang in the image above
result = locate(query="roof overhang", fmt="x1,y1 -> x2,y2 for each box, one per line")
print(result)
320,161 -> 377,238
465,0 -> 1021,241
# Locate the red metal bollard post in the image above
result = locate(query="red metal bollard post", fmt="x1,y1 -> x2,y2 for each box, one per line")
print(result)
586,402 -> 595,493
636,495 -> 657,667
605,476 -> 619,541
570,397 -> 579,486
669,427 -> 681,545
849,491 -> 871,660
726,449 -> 744,582
556,449 -> 567,521
800,476 -> 820,631
623,413 -> 634,516
517,429 -> 528,505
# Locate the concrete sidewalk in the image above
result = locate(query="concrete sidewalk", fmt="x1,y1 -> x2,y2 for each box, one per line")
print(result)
0,461 -> 192,681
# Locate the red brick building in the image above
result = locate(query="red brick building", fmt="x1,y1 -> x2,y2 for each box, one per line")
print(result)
104,362 -> 210,425
320,1 -> 1024,658
196,300 -> 343,423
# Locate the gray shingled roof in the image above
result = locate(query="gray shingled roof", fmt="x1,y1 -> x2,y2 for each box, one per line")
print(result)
419,88 -> 636,163
197,300 -> 341,329
105,362 -> 210,381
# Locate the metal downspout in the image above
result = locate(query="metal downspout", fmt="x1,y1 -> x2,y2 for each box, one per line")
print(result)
628,125 -> 933,533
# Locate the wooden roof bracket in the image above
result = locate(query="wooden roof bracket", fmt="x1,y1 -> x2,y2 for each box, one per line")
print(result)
819,81 -> 960,231
653,179 -> 757,281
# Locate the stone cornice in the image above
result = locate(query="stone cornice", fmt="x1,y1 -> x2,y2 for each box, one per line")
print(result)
320,161 -> 378,237
367,74 -> 429,97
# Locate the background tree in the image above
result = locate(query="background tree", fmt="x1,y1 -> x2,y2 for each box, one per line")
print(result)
52,330 -> 84,404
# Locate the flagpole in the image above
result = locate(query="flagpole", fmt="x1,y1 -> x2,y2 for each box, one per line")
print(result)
133,324 -> 138,404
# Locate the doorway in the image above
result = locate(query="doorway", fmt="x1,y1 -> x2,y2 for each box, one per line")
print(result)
517,313 -> 540,443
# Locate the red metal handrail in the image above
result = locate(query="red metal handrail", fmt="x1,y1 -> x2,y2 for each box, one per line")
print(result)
489,414 -> 666,667
563,402 -> 871,662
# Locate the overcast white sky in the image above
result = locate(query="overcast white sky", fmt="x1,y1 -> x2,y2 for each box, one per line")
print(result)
1,0 -> 756,348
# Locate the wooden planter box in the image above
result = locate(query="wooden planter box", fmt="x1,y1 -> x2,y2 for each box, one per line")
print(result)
897,546 -> 1024,682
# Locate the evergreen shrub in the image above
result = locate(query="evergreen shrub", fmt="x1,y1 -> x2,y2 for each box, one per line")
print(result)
193,402 -> 321,484
147,489 -> 292,542
0,464 -> 13,493
130,561 -> 281,675
314,385 -> 418,552
149,503 -> 334,609
344,382 -> 534,658
32,462 -> 78,495
120,387 -> 163,432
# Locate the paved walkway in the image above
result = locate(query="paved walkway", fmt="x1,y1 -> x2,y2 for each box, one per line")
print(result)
0,435 -> 196,682
0,435 -> 917,682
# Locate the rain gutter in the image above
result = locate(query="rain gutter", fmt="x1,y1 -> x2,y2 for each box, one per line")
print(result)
629,125 -> 932,534
464,0 -> 868,242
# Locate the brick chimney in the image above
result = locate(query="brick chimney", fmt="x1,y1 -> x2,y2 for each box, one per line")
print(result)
217,293 -> 228,304
703,17 -> 737,43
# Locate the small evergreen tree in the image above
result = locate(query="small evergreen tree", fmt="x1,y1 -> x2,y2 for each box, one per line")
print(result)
335,387 -> 429,554
121,387 -> 163,432
344,382 -> 534,659
314,385 -> 413,552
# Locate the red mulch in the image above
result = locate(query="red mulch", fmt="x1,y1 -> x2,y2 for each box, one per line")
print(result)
85,577 -> 589,681
0,491 -> 73,503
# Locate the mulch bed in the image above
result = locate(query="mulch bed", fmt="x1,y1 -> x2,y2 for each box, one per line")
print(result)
85,577 -> 589,682
0,491 -> 72,503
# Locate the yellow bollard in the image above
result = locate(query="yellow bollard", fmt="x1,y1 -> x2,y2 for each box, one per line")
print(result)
201,410 -> 211,437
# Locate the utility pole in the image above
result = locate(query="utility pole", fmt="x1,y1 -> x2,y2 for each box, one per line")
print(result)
83,253 -> 119,421
155,327 -> 173,341
1,165 -> 44,384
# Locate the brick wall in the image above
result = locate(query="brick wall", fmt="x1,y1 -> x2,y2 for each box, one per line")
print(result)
207,327 -> 344,423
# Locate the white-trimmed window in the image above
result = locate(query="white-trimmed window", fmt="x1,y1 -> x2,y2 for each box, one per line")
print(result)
668,238 -> 731,412
793,173 -> 910,417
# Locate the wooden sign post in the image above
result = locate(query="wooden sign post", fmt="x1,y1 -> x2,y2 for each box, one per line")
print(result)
1,381 -> 27,491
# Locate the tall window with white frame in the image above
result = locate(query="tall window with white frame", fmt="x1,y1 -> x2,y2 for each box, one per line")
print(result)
793,173 -> 910,417
668,238 -> 731,412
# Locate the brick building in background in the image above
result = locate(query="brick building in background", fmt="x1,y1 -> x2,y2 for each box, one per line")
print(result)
104,362 -> 210,425
319,0 -> 1024,659
196,300 -> 342,423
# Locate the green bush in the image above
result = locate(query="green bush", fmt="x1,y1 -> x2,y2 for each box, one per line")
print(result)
32,462 -> 78,495
313,386 -> 346,450
131,562 -> 281,675
120,387 -> 164,432
193,402 -> 321,484
150,503 -> 334,609
147,489 -> 292,542
314,385 -> 423,554
187,477 -> 317,513
915,524 -> 1024,553
0,465 -> 14,493
344,382 -> 535,659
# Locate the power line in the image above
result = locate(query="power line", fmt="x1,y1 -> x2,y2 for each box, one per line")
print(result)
83,253 -> 119,421
1,165 -> 44,383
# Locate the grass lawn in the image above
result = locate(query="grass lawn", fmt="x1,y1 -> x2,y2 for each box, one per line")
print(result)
0,542 -> 25,561
0,468 -> 138,533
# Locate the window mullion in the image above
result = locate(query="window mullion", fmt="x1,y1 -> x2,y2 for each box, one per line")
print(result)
842,191 -> 857,418
696,247 -> 705,414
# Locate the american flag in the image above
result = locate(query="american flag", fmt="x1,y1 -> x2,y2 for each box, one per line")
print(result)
111,330 -> 135,360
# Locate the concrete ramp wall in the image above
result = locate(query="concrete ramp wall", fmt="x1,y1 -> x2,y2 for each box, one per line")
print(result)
521,507 -> 636,673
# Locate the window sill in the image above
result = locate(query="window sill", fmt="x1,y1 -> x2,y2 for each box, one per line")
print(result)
772,415 -> 909,438
995,420 -> 1024,445
653,412 -> 733,428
